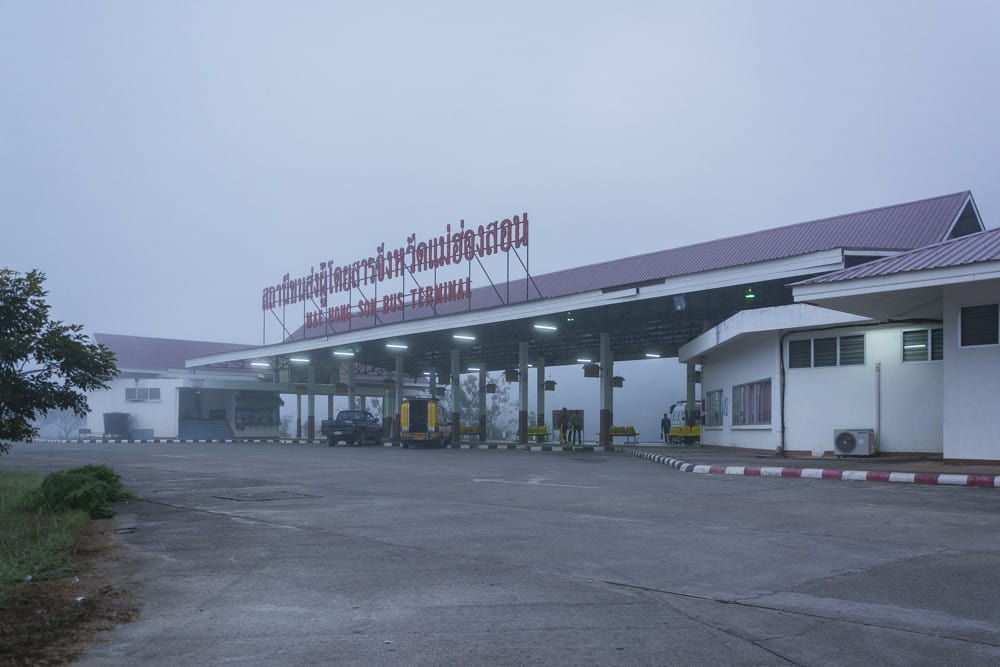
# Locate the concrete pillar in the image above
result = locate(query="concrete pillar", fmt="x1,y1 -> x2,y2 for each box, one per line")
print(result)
393,354 -> 404,444
345,362 -> 357,411
535,357 -> 545,441
428,370 -> 437,398
478,367 -> 487,441
599,332 -> 613,446
450,349 -> 461,437
306,365 -> 316,440
518,341 -> 528,444
327,393 -> 334,423
686,362 -> 698,426
295,391 -> 302,439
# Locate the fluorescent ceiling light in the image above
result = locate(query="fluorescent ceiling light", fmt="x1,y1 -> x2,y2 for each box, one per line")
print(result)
903,344 -> 927,350
453,334 -> 476,341
645,353 -> 662,358
289,357 -> 310,363
533,323 -> 557,331
250,361 -> 271,368
467,367 -> 480,372
333,350 -> 355,357
386,343 -> 408,350
576,358 -> 592,363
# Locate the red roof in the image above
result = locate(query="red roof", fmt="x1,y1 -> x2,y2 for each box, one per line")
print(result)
294,191 -> 976,338
796,225 -> 1000,285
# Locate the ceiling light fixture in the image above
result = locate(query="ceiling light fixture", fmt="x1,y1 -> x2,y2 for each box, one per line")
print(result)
289,357 -> 310,363
576,358 -> 592,363
645,353 -> 661,359
453,333 -> 476,341
386,343 -> 408,350
333,350 -> 354,357
534,323 -> 557,331
250,361 -> 271,368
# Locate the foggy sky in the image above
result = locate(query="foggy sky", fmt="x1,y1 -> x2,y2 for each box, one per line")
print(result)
4,0 -> 999,349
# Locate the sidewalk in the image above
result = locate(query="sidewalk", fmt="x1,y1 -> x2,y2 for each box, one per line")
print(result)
622,443 -> 1000,488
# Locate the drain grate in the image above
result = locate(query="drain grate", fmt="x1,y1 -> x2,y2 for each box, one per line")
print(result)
212,491 -> 319,502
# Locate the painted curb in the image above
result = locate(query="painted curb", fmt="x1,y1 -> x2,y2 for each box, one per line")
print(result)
621,446 -> 1000,488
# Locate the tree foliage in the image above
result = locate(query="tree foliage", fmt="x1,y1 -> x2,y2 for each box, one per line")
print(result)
448,373 -> 517,439
0,269 -> 117,454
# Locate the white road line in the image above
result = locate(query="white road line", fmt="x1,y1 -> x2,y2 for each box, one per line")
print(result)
473,478 -> 600,489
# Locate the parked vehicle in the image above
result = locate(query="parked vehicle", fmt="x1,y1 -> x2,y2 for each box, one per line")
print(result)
321,409 -> 382,446
668,400 -> 702,444
400,396 -> 451,448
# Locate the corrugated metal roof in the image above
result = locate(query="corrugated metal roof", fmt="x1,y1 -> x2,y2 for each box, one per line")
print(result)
95,333 -> 256,370
796,225 -> 1000,285
295,191 -> 973,338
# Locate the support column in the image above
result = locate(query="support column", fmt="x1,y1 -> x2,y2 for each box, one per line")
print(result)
535,357 -> 545,441
450,349 -> 461,438
393,355 -> 404,444
518,341 -> 528,444
306,365 -> 316,440
599,332 -> 613,446
345,362 -> 357,411
428,370 -> 437,398
327,393 -> 334,423
686,362 -> 698,427
296,391 -> 302,439
478,367 -> 487,441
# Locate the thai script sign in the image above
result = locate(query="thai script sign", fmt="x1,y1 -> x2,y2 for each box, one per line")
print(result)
262,213 -> 528,326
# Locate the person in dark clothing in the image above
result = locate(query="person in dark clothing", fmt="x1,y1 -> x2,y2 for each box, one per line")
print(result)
569,411 -> 582,444
661,413 -> 671,441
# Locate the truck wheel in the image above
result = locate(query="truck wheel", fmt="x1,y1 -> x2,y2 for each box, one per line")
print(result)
327,436 -> 336,447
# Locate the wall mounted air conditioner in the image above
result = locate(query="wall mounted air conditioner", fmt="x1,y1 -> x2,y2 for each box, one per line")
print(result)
833,429 -> 876,457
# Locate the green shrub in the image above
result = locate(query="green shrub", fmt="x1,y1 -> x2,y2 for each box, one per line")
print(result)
18,465 -> 130,519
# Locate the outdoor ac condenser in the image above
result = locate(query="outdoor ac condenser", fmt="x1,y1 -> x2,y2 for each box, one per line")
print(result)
833,429 -> 876,457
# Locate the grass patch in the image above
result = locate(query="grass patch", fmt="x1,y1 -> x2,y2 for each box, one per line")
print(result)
0,471 -> 90,608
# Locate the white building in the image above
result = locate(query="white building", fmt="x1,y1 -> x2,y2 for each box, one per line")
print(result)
679,304 -> 944,457
793,226 -> 1000,461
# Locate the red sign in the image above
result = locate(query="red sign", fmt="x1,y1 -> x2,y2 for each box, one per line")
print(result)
263,213 -> 528,326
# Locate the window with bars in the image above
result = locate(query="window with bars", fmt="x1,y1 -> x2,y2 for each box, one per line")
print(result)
125,387 -> 161,402
705,390 -> 723,427
960,304 -> 999,347
787,335 -> 865,368
732,379 -> 771,426
902,328 -> 943,362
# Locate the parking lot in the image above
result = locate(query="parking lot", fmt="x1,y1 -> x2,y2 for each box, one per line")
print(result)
7,441 -> 1000,666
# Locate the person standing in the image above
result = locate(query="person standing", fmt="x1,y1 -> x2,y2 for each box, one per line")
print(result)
559,407 -> 568,444
661,413 -> 671,442
570,410 -> 582,444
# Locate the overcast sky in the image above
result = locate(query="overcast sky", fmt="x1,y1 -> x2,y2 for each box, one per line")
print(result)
4,1 -> 999,349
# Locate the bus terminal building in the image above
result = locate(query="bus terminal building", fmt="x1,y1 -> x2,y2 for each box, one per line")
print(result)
86,191 -> 1000,461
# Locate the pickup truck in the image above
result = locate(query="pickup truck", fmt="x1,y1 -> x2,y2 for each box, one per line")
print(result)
321,409 -> 383,446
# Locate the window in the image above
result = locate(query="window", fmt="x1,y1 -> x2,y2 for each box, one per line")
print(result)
838,335 -> 865,365
788,340 -> 811,368
732,379 -> 771,426
961,304 -> 999,347
705,390 -> 723,427
902,328 -> 943,362
787,334 -> 865,367
125,387 -> 161,402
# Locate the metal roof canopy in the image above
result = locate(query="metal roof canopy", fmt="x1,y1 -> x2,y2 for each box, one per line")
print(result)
186,192 -> 981,382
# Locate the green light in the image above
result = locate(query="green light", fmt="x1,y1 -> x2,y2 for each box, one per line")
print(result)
745,288 -> 756,300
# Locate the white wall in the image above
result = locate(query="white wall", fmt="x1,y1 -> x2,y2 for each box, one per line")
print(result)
86,377 -> 183,438
784,326 -> 942,456
697,322 -> 943,456
700,332 -> 781,451
943,279 -> 1000,460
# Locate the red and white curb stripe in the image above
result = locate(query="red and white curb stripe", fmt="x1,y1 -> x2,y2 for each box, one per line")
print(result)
622,447 -> 1000,488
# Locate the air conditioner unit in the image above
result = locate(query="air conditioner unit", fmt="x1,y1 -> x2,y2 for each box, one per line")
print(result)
833,429 -> 876,457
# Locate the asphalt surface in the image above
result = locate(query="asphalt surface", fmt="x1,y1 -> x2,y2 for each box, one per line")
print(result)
5,440 -> 1000,666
